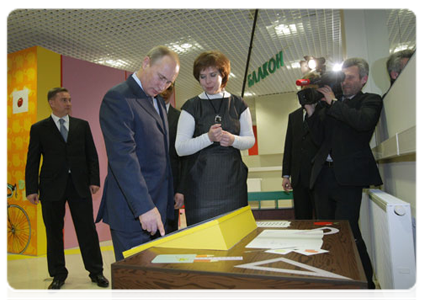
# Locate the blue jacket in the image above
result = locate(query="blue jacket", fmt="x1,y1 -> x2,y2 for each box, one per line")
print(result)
96,76 -> 174,232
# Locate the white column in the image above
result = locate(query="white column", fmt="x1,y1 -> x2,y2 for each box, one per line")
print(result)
342,10 -> 391,95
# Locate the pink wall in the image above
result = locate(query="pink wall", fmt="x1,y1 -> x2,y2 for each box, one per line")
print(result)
61,56 -> 129,248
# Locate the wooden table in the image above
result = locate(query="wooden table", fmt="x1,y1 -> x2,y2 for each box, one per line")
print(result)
111,220 -> 367,289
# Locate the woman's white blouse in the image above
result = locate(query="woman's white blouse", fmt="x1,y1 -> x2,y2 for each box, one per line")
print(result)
175,92 -> 255,156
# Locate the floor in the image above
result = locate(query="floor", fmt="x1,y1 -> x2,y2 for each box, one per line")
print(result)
7,240 -> 115,290
6,227 -> 244,299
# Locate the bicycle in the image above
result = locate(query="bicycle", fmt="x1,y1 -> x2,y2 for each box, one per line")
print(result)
7,183 -> 31,254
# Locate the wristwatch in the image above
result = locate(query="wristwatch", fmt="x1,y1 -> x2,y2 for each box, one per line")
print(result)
330,98 -> 337,105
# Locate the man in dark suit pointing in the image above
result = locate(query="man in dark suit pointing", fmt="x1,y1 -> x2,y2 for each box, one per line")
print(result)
25,87 -> 108,289
96,46 -> 180,261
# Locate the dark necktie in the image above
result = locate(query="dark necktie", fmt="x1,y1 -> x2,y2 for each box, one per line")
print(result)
303,114 -> 309,131
59,118 -> 68,142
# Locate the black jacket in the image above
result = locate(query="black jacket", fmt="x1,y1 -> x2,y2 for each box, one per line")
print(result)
307,91 -> 383,188
282,107 -> 318,188
25,116 -> 99,201
167,104 -> 184,194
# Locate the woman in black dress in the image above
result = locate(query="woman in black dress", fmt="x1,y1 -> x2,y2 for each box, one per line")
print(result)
175,51 -> 255,226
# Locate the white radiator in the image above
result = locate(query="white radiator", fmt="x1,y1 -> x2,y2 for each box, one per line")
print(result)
360,189 -> 416,289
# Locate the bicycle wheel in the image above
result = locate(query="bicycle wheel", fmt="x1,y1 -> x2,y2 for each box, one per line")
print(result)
7,204 -> 31,254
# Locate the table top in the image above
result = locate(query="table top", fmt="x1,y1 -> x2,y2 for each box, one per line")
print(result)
113,220 -> 367,289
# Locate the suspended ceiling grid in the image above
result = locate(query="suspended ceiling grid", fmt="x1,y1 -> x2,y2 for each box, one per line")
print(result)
7,9 -> 416,105
386,9 -> 416,53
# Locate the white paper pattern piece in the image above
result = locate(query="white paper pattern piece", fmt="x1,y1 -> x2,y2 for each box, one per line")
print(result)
151,254 -> 243,263
293,248 -> 329,256
235,257 -> 352,280
152,254 -> 197,263
265,248 -> 294,255
311,226 -> 339,235
194,256 -> 243,262
246,229 -> 324,249
256,221 -> 291,228
12,89 -> 29,114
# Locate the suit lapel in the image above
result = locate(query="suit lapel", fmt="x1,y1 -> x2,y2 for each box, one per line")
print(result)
127,76 -> 166,134
294,108 -> 308,135
157,97 -> 169,149
47,116 -> 66,143
67,116 -> 79,143
343,91 -> 363,107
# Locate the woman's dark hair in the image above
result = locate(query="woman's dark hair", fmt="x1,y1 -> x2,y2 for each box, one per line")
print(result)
193,51 -> 231,88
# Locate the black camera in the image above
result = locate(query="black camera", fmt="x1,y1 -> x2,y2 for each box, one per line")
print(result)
297,88 -> 322,107
296,71 -> 345,107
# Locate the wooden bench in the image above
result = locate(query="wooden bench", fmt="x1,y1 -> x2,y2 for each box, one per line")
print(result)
247,191 -> 295,220
248,191 -> 293,209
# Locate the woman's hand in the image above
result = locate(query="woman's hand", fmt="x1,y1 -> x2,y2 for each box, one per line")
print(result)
208,124 -> 223,142
220,131 -> 235,147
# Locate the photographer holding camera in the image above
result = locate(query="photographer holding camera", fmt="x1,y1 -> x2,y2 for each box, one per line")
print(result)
304,57 -> 383,289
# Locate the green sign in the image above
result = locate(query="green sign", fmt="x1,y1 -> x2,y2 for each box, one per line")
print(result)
248,51 -> 284,88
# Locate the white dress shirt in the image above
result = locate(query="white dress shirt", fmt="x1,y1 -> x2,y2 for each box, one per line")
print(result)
51,113 -> 69,132
132,73 -> 160,114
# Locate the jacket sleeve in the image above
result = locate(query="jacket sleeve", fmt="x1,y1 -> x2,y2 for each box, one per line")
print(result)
100,90 -> 156,218
84,121 -> 100,187
282,114 -> 293,177
306,104 -> 326,147
25,125 -> 41,195
327,93 -> 383,132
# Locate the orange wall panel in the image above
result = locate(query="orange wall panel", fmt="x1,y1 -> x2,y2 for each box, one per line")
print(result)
7,46 -> 61,255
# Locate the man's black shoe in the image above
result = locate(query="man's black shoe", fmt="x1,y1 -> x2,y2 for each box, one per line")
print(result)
90,274 -> 109,288
48,278 -> 65,289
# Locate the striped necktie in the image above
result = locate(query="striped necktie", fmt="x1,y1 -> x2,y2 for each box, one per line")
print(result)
59,118 -> 68,142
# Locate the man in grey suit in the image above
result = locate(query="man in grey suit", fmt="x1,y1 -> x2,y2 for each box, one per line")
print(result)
96,46 -> 180,261
305,57 -> 383,289
25,87 -> 108,289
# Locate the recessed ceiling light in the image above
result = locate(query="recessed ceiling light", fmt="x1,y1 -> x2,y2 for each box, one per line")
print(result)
275,24 -> 289,34
181,43 -> 192,49
274,23 -> 296,35
289,62 -> 301,69
96,59 -> 128,68
168,41 -> 200,54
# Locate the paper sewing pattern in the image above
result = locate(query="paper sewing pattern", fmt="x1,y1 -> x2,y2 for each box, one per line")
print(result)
151,254 -> 243,263
245,229 -> 324,249
256,221 -> 291,228
235,257 -> 352,280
